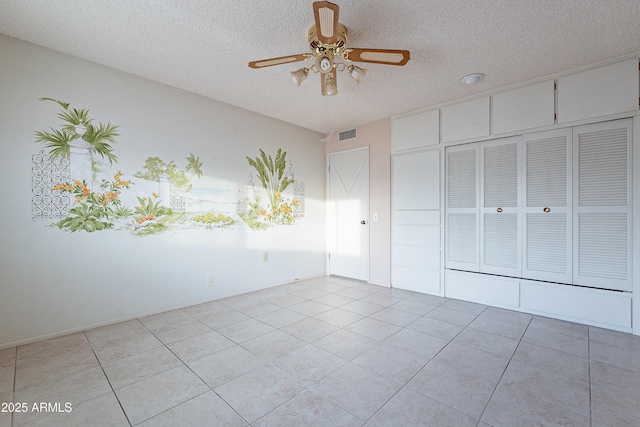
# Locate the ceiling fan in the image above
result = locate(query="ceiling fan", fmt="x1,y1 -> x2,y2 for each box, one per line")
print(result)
248,1 -> 410,96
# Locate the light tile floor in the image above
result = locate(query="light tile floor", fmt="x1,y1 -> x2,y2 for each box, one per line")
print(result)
2,276 -> 640,426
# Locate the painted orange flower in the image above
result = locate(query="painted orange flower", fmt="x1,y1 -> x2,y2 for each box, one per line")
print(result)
52,183 -> 73,192
280,204 -> 292,214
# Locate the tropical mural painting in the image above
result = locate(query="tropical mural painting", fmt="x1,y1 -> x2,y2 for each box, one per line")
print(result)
31,98 -> 304,235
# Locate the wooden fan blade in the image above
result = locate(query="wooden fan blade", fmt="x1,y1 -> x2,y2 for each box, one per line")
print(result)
321,68 -> 338,96
313,1 -> 340,45
248,54 -> 310,69
344,48 -> 411,66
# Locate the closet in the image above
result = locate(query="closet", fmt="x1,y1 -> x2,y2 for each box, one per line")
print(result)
446,119 -> 631,291
445,119 -> 632,329
391,57 -> 638,332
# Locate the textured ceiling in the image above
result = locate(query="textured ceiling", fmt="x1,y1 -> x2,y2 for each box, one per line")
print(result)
0,0 -> 639,134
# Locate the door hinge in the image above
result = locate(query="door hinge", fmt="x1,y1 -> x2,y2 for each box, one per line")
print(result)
554,81 -> 557,91
328,253 -> 331,259
554,113 -> 557,121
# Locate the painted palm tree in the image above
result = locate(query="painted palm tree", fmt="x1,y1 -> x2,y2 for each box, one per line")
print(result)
34,97 -> 119,164
185,152 -> 203,179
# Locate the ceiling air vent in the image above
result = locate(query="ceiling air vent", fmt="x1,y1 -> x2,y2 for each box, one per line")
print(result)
339,128 -> 357,142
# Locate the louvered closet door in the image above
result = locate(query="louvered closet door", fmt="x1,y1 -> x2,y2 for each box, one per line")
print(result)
573,119 -> 632,291
446,144 -> 479,271
480,137 -> 521,276
522,129 -> 572,283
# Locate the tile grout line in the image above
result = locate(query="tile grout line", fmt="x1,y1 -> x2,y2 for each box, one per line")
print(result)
152,341 -> 250,426
84,330 -> 133,427
474,312 -> 534,426
587,327 -> 593,427
11,346 -> 16,427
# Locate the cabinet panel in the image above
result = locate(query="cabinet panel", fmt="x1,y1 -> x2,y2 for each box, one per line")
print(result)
483,142 -> 518,207
525,133 -> 569,207
577,213 -> 628,281
391,109 -> 439,153
392,150 -> 440,210
394,224 -> 440,247
445,270 -> 520,309
483,213 -> 518,269
525,213 -> 568,275
394,210 -> 439,225
492,80 -> 555,134
441,96 -> 490,143
394,267 -> 440,294
521,280 -> 631,331
446,149 -> 477,208
577,126 -> 628,206
446,213 -> 477,267
558,59 -> 639,123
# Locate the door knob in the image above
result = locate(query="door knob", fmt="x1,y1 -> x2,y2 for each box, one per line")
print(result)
360,220 -> 366,225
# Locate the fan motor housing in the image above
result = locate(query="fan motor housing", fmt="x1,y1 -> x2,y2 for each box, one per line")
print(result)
308,23 -> 347,52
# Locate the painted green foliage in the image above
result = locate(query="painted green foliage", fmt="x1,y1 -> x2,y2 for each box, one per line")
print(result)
35,97 -> 119,164
244,148 -> 299,227
51,172 -> 133,232
134,153 -> 203,192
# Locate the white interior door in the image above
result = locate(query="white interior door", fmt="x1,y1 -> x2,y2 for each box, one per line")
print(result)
480,137 -> 521,277
522,128 -> 572,283
573,119 -> 632,291
328,147 -> 369,281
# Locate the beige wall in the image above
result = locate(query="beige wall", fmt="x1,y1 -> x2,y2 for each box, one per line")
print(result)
325,118 -> 391,286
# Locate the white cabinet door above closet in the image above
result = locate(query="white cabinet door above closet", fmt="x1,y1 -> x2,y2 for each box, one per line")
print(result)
522,129 -> 572,283
441,97 -> 490,143
558,59 -> 639,124
573,119 -> 632,291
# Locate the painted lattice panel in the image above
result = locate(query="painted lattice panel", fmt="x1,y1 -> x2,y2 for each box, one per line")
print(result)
32,150 -> 70,219
293,181 -> 305,218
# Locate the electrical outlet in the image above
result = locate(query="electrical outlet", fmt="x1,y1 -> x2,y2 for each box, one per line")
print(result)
207,277 -> 214,287
263,252 -> 269,262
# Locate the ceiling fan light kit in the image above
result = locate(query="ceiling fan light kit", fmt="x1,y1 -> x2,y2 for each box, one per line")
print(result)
248,1 -> 411,96
291,67 -> 310,86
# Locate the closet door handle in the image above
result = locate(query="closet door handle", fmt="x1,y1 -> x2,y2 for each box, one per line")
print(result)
496,208 -> 503,213
543,207 -> 551,213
